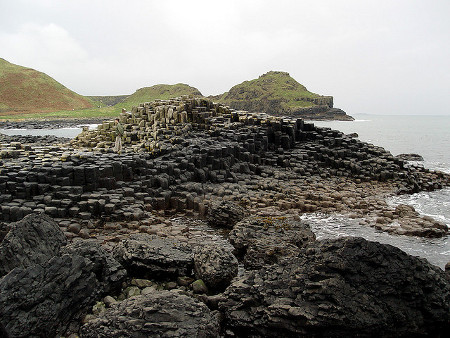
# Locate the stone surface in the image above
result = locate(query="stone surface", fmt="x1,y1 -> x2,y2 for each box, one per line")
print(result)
193,244 -> 238,292
81,290 -> 220,337
219,237 -> 450,337
206,200 -> 247,229
396,153 -> 424,161
229,215 -> 316,269
0,255 -> 99,338
0,212 -> 67,277
116,233 -> 193,279
61,239 -> 127,294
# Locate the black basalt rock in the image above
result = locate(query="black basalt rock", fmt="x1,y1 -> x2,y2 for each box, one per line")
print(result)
0,213 -> 67,277
0,255 -> 99,338
206,200 -> 247,229
61,239 -> 127,294
81,290 -> 220,337
115,233 -> 193,279
193,244 -> 238,292
229,215 -> 316,269
219,237 -> 450,337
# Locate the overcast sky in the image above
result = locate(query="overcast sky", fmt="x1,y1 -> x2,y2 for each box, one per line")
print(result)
1,0 -> 449,115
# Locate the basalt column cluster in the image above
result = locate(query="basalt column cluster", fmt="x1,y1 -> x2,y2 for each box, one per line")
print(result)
0,97 -> 448,229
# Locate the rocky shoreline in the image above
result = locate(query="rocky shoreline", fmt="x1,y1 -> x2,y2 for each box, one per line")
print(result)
1,96 -> 449,336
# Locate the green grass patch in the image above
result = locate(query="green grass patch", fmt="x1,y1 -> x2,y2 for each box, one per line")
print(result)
117,84 -> 202,110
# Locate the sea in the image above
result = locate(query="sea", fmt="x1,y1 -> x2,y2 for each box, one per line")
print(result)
311,114 -> 450,269
1,115 -> 449,269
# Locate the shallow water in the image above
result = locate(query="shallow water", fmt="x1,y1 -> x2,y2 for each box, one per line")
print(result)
0,124 -> 98,139
312,115 -> 450,269
302,213 -> 449,270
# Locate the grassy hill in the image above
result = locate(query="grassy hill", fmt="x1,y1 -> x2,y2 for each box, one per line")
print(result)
0,58 -> 94,115
116,84 -> 202,111
215,71 -> 333,115
87,95 -> 128,107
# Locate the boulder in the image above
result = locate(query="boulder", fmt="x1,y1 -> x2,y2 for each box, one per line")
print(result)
219,237 -> 450,337
62,239 -> 127,294
0,255 -> 99,338
116,233 -> 193,279
206,200 -> 247,229
81,290 -> 220,337
193,244 -> 238,292
229,215 -> 315,269
0,213 -> 67,277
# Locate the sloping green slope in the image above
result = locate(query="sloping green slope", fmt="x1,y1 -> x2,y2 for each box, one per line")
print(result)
116,84 -> 202,110
0,58 -> 93,114
216,71 -> 333,114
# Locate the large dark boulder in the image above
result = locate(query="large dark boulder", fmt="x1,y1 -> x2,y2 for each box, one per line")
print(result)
81,290 -> 220,337
116,233 -> 193,279
193,244 -> 238,292
219,237 -> 450,337
61,239 -> 127,294
206,200 -> 247,229
0,213 -> 67,277
0,255 -> 99,338
229,215 -> 316,269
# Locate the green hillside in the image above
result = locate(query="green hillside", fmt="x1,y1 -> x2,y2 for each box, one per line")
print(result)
0,58 -> 93,115
87,95 -> 128,107
215,71 -> 333,115
116,84 -> 202,110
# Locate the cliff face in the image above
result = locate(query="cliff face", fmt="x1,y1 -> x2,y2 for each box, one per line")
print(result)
216,71 -> 353,121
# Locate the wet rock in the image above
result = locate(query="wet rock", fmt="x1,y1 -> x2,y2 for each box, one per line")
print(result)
116,233 -> 193,279
193,244 -> 238,292
206,200 -> 247,229
229,215 -> 315,269
0,213 -> 67,277
81,290 -> 220,337
0,255 -> 99,338
61,239 -> 127,294
219,237 -> 450,337
396,153 -> 424,161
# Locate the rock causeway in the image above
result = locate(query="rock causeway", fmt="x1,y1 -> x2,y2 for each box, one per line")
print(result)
0,96 -> 449,337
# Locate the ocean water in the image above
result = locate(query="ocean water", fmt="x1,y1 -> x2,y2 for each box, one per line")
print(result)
0,124 -> 98,138
312,115 -> 450,269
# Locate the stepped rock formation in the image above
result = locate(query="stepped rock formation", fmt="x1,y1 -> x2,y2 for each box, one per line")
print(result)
0,96 -> 450,336
1,96 -> 449,238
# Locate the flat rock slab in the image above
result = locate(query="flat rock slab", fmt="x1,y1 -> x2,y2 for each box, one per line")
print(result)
0,212 -> 67,277
81,290 -> 220,337
219,237 -> 450,337
117,233 -> 193,279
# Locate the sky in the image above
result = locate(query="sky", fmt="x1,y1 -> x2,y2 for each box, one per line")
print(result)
0,0 -> 449,115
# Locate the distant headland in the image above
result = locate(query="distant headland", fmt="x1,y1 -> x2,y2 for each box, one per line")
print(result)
0,58 -> 353,121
